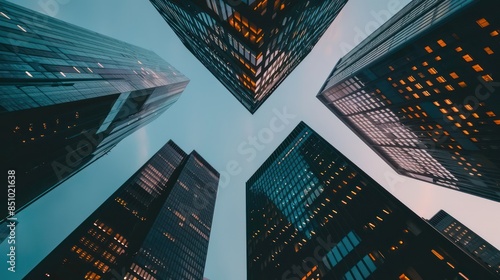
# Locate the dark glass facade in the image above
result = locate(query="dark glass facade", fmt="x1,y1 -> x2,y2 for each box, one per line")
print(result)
25,140 -> 219,280
0,1 -> 189,216
317,0 -> 500,202
149,0 -> 347,113
247,122 -> 495,279
429,210 -> 500,276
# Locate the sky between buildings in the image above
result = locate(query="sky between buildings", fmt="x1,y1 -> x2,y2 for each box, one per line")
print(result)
1,0 -> 499,279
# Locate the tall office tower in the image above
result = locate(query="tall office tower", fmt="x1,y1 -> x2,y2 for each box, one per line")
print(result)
26,140 -> 219,280
317,0 -> 500,201
0,1 -> 189,216
149,0 -> 347,113
247,122 -> 495,279
429,209 -> 500,276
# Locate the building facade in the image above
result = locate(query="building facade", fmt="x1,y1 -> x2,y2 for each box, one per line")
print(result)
429,209 -> 500,276
0,1 -> 189,216
149,0 -> 347,113
26,140 -> 219,280
317,0 -> 500,201
247,122 -> 495,279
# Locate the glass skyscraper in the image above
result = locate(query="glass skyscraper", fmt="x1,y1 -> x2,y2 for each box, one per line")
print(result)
149,0 -> 347,113
247,122 -> 495,279
429,209 -> 500,276
317,0 -> 500,202
0,1 -> 189,216
26,140 -> 219,280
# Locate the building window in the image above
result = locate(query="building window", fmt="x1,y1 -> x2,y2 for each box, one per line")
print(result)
462,54 -> 473,62
482,74 -> 493,82
472,64 -> 484,72
486,111 -> 496,117
436,76 -> 446,83
476,18 -> 490,28
428,68 -> 438,75
437,39 -> 446,47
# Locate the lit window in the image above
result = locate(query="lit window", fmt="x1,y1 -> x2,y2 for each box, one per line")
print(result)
425,46 -> 433,53
462,54 -> 473,62
0,11 -> 11,19
476,18 -> 490,28
463,130 -> 469,135
413,93 -> 420,99
491,30 -> 499,37
434,88 -> 441,93
472,113 -> 479,118
431,249 -> 445,260
428,68 -> 438,74
423,90 -> 430,96
408,76 -> 416,82
449,72 -> 459,79
444,99 -> 452,105
458,81 -> 467,88
433,101 -> 441,106
399,79 -> 406,85
482,74 -> 493,82
455,123 -> 462,128
426,80 -> 434,86
484,47 -> 494,54
406,86 -> 412,92
389,65 -> 394,71
415,83 -> 423,89
459,115 -> 467,120
436,76 -> 446,83
455,47 -> 463,52
451,107 -> 459,112
435,56 -> 442,61
494,120 -> 500,125
486,111 -> 496,117
422,61 -> 429,66
411,66 -> 417,70
445,85 -> 454,91
440,108 -> 448,114
471,138 -> 478,142
387,77 -> 392,81
447,116 -> 454,121
472,64 -> 484,72
418,72 -> 425,78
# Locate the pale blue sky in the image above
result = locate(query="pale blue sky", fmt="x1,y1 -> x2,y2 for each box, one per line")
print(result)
1,0 -> 500,279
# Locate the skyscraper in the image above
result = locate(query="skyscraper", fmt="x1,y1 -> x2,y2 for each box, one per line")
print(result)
317,0 -> 500,201
149,0 -> 347,113
25,140 -> 219,280
247,122 -> 495,279
429,209 -> 500,276
0,1 -> 189,216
